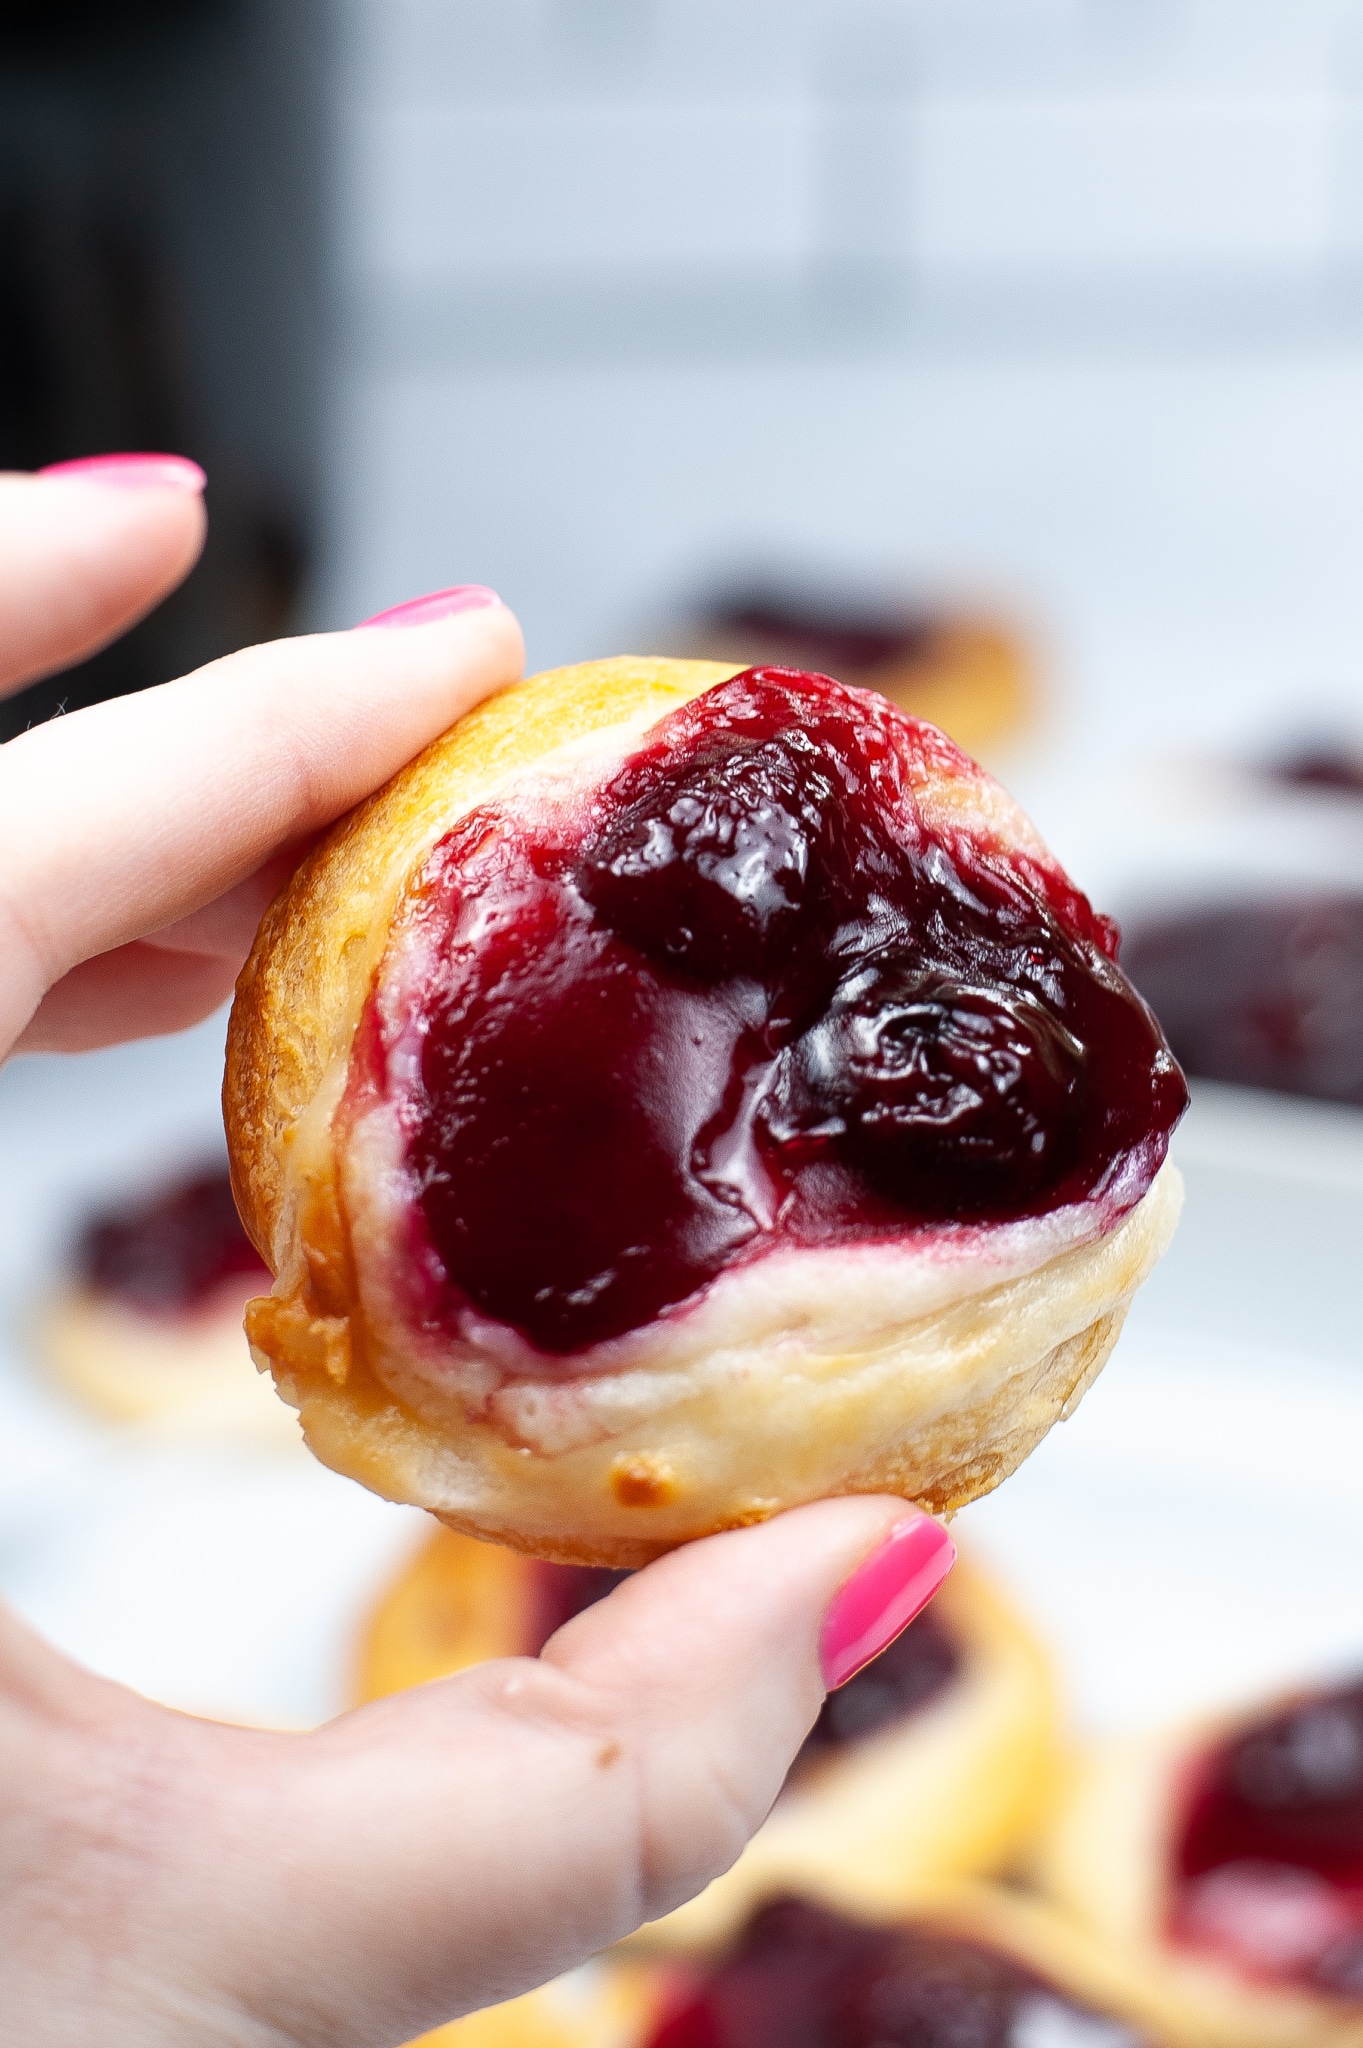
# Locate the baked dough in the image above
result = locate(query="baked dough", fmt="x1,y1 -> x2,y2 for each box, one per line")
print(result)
226,657 -> 1182,1564
1038,1716 -> 1363,2048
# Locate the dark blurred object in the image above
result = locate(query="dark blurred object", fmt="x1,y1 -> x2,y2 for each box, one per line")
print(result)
1271,745 -> 1363,796
676,585 -> 1034,758
0,1 -> 230,54
77,1165 -> 267,1318
648,1896 -> 1152,2048
1123,897 -> 1363,1106
0,0 -> 322,741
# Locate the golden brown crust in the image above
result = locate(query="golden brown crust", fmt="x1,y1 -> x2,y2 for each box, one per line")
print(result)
225,654 -> 1180,1564
1038,1724 -> 1363,2047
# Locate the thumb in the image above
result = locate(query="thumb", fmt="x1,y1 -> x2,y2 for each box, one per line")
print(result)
192,1498 -> 954,2048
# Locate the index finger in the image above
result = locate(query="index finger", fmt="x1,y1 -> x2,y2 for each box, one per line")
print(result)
0,591 -> 524,1051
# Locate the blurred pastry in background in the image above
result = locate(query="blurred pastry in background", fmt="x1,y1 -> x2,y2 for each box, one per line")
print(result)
641,1888 -> 1196,2047
673,586 -> 1033,759
36,1164 -> 295,1440
1268,741 -> 1363,797
356,1523 -> 626,1700
407,1960 -> 664,2048
1122,895 -> 1363,1106
1039,1674 -> 1363,2047
358,1529 -> 1059,1951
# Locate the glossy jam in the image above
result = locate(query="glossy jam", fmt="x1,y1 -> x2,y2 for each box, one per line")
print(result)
80,1168 -> 266,1317
1171,1678 -> 1363,1996
648,1898 -> 1152,2048
382,670 -> 1183,1355
1123,897 -> 1363,1107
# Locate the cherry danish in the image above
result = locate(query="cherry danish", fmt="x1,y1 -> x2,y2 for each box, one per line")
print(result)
37,1164 -> 289,1438
227,658 -> 1184,1562
1042,1675 -> 1363,2046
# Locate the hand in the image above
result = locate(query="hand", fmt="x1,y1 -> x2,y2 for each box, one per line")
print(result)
0,458 -> 955,2047
0,458 -> 521,1056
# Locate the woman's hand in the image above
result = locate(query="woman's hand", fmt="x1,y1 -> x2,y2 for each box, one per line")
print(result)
0,458 -> 954,2048
0,457 -> 521,1056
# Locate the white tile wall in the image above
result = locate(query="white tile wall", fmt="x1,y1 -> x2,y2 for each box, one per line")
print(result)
321,0 -> 1363,775
345,101 -> 819,279
911,94 -> 1339,268
337,0 -> 1360,311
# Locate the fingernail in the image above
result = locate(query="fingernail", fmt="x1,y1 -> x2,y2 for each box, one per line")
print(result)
38,452 -> 206,492
819,1513 -> 956,1692
357,585 -> 501,629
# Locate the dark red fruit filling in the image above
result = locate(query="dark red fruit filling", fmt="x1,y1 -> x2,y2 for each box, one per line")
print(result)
1171,1678 -> 1363,1996
1123,897 -> 1363,1107
648,1898 -> 1153,2048
376,669 -> 1183,1354
79,1168 -> 266,1317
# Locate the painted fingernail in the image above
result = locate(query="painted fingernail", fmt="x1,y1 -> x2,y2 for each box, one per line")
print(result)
38,452 -> 206,492
357,585 -> 501,629
819,1513 -> 956,1692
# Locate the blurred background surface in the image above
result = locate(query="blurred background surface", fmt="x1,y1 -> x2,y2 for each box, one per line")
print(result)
3,0 -> 1363,1751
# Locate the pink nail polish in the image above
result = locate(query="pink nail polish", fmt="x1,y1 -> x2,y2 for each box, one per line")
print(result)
38,452 -> 206,492
819,1514 -> 956,1692
357,585 -> 501,629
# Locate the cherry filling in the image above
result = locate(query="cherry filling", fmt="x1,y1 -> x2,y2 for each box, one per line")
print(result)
1170,1679 -> 1363,1997
372,669 -> 1184,1355
648,1898 -> 1153,2048
79,1168 -> 267,1318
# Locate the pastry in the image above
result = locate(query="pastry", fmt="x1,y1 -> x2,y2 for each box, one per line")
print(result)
677,589 -> 1033,758
355,1523 -> 628,1702
357,1529 -> 1057,1948
36,1164 -> 293,1439
642,1887 -> 1199,2047
226,658 -> 1185,1563
1038,1676 -> 1363,2046
405,1960 -> 663,2048
1123,895 -> 1363,1106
